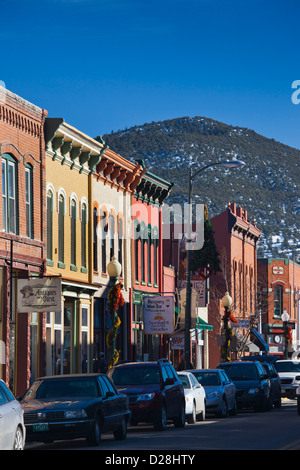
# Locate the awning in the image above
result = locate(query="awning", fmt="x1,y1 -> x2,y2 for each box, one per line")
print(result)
196,317 -> 213,331
250,328 -> 269,352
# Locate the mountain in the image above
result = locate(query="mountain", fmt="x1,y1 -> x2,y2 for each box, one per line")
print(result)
102,116 -> 300,262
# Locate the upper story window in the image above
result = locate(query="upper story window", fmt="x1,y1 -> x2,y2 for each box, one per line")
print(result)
2,154 -> 17,234
47,189 -> 54,262
25,164 -> 33,238
274,284 -> 284,318
81,203 -> 87,270
70,198 -> 77,267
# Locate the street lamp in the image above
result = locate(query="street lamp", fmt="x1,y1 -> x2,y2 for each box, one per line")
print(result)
106,257 -> 123,370
221,292 -> 233,362
184,159 -> 245,369
281,309 -> 290,359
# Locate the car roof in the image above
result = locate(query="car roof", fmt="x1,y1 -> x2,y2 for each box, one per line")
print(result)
33,373 -> 105,381
112,362 -> 160,368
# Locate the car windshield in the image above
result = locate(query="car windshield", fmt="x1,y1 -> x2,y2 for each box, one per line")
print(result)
178,375 -> 191,389
192,372 -> 221,386
22,377 -> 99,400
112,366 -> 160,385
221,364 -> 259,381
274,361 -> 300,373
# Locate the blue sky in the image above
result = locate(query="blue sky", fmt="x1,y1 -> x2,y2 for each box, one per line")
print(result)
1,0 -> 300,149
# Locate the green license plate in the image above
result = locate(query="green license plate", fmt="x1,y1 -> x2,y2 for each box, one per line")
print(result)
33,423 -> 49,432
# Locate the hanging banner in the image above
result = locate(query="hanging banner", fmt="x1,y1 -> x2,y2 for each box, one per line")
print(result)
143,296 -> 174,335
17,278 -> 62,312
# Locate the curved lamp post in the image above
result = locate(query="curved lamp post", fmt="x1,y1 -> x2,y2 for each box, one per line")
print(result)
184,159 -> 245,369
106,257 -> 124,370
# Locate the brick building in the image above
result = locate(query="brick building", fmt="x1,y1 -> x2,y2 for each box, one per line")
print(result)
0,86 -> 47,395
208,202 -> 262,367
258,257 -> 300,357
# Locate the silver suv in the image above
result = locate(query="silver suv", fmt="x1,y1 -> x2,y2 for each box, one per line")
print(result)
274,360 -> 300,399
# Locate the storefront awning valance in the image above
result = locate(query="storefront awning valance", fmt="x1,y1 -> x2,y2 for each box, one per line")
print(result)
196,317 -> 213,331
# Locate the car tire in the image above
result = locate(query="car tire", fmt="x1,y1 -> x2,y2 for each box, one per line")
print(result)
187,402 -> 196,424
114,416 -> 127,441
12,426 -> 24,450
87,414 -> 102,446
174,400 -> 186,428
297,398 -> 300,416
217,398 -> 228,418
154,403 -> 167,431
198,402 -> 206,421
229,398 -> 238,416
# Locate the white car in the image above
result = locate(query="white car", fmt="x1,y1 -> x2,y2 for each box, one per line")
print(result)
274,360 -> 300,399
178,371 -> 206,423
0,379 -> 25,450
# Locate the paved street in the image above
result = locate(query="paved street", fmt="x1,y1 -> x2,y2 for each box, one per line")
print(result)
25,399 -> 300,452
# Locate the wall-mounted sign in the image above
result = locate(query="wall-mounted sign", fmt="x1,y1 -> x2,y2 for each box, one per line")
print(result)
17,278 -> 62,313
272,266 -> 284,275
143,296 -> 174,335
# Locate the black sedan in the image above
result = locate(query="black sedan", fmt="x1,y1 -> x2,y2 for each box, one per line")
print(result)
21,374 -> 131,446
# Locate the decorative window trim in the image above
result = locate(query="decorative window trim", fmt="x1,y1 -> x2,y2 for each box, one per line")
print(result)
57,187 -> 67,214
70,192 -> 79,218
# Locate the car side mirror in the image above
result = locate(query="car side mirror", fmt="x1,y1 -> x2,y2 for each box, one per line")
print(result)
105,391 -> 114,399
164,378 -> 174,385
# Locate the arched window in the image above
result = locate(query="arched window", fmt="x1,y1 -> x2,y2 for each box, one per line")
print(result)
118,217 -> 123,274
25,164 -> 33,238
93,207 -> 98,271
70,198 -> 77,267
147,224 -> 152,285
58,194 -> 65,265
109,213 -> 115,262
153,226 -> 159,286
81,203 -> 87,270
47,189 -> 54,262
134,219 -> 140,282
2,153 -> 17,234
101,211 -> 108,273
140,222 -> 146,283
274,284 -> 284,318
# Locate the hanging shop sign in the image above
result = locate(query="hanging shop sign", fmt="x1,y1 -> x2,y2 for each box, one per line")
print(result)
143,296 -> 174,335
17,278 -> 62,313
171,333 -> 184,350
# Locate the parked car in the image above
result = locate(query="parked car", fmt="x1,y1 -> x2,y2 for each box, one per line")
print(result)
217,361 -> 271,411
21,374 -> 131,445
296,386 -> 300,415
240,355 -> 280,364
188,369 -> 237,418
177,371 -> 206,423
241,356 -> 282,408
274,360 -> 300,399
0,379 -> 25,450
108,359 -> 185,431
260,363 -> 281,408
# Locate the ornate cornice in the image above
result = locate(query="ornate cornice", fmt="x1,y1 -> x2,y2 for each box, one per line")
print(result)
44,118 -> 107,175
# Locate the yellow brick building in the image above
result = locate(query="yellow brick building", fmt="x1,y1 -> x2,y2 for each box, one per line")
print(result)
44,118 -> 105,375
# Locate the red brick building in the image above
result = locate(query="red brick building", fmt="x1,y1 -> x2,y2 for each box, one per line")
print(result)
258,257 -> 300,357
208,202 -> 262,367
0,86 -> 47,395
